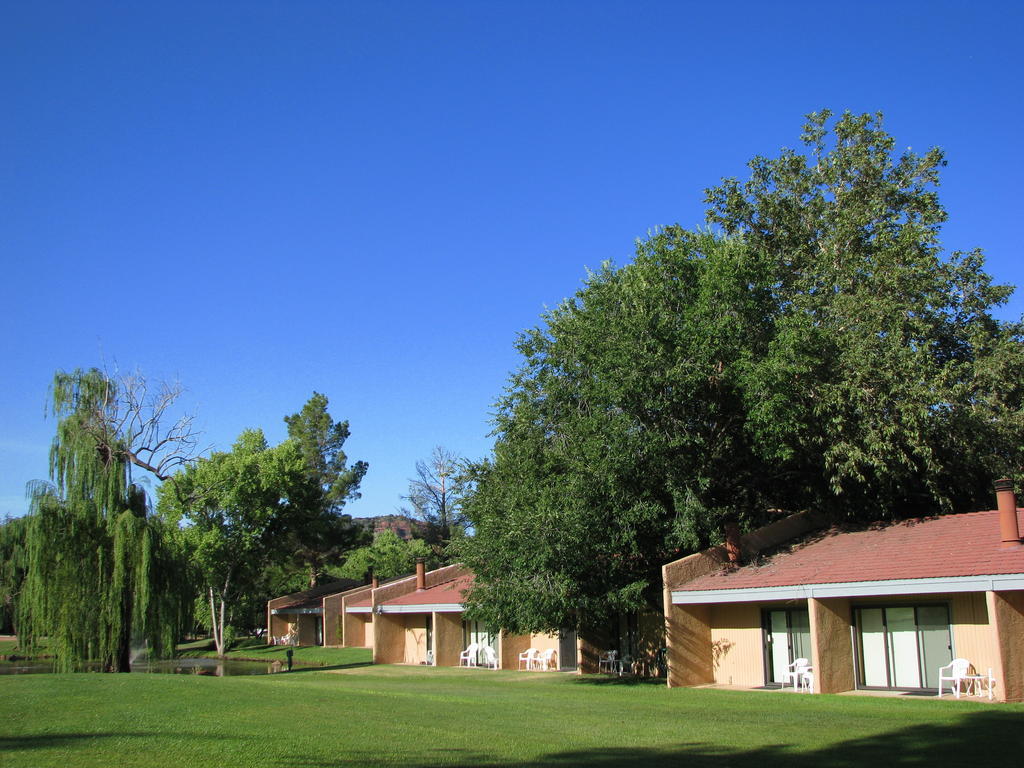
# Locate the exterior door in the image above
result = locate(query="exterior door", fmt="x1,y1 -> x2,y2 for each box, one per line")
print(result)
558,630 -> 578,671
462,620 -> 497,664
763,608 -> 811,685
854,605 -> 952,690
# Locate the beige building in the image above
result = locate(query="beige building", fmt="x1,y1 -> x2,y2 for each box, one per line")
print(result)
368,561 -> 581,670
268,562 -> 665,676
663,482 -> 1024,702
266,579 -> 362,646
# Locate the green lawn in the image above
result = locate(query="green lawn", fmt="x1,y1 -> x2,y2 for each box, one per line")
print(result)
2,666 -> 1020,767
175,638 -> 372,668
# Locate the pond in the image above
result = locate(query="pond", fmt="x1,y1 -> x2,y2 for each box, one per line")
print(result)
0,657 -> 279,676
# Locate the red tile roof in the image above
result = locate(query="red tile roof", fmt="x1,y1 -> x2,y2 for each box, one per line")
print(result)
380,573 -> 474,607
673,509 -> 1024,592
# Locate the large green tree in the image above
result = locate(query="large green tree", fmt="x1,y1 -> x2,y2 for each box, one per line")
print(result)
159,429 -> 311,656
19,369 -> 193,671
338,529 -> 433,582
460,111 -> 1024,637
280,393 -> 368,587
0,515 -> 30,635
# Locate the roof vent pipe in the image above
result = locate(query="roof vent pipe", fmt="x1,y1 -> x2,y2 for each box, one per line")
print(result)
415,558 -> 426,590
995,478 -> 1022,549
724,521 -> 742,564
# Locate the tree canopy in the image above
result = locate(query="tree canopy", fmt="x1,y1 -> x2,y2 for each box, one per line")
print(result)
159,429 -> 311,656
459,111 -> 1024,637
280,393 -> 368,587
19,369 -> 192,671
338,529 -> 433,582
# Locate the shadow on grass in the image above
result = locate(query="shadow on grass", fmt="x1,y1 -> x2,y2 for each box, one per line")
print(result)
571,674 -> 667,687
281,661 -> 373,673
0,733 -> 163,753
281,710 -> 1024,767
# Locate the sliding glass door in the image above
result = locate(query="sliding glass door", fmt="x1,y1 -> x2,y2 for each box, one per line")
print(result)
855,605 -> 951,690
763,608 -> 811,685
462,619 -> 497,664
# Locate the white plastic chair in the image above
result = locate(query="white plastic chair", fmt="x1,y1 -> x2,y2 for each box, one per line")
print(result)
535,648 -> 556,671
458,642 -> 479,667
619,654 -> 634,676
518,648 -> 538,670
481,645 -> 499,669
782,658 -> 811,691
598,650 -> 618,673
798,668 -> 814,693
937,658 -> 994,699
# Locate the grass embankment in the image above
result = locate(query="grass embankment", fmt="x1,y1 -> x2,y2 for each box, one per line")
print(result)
2,665 -> 1020,767
0,636 -> 47,660
176,637 -> 371,668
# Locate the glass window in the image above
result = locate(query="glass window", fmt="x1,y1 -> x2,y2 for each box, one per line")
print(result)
763,608 -> 811,685
854,604 -> 952,690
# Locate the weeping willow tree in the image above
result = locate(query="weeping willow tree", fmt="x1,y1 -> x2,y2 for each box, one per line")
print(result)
0,515 -> 30,635
18,369 -> 195,672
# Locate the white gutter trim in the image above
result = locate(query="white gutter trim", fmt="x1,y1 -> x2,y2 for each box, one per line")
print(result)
345,606 -> 372,614
378,603 -> 464,614
671,573 -> 1024,605
270,607 -> 323,615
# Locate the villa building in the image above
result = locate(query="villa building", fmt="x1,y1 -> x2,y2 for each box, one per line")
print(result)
662,481 -> 1024,702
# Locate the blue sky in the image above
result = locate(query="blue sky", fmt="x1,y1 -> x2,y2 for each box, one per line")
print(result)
2,1 -> 1022,519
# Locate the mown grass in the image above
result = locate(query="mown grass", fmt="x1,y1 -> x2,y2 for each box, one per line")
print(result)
175,638 -> 372,669
2,665 -> 1020,767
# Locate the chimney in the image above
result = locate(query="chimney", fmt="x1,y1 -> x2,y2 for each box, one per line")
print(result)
415,558 -> 426,590
370,570 -> 379,590
995,478 -> 1022,549
724,521 -> 742,564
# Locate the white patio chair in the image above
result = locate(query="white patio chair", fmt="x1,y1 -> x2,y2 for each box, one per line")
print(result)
782,658 -> 811,691
481,645 -> 499,670
619,654 -> 634,676
938,658 -> 973,698
798,668 -> 814,693
518,648 -> 538,670
458,642 -> 479,667
535,648 -> 556,671
598,650 -> 618,673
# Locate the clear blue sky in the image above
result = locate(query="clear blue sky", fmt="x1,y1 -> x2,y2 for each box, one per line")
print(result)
2,1 -> 1022,519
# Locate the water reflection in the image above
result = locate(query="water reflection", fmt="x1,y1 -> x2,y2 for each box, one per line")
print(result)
0,657 -> 277,676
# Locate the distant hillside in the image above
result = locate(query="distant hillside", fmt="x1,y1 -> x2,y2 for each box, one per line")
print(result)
354,514 -> 423,541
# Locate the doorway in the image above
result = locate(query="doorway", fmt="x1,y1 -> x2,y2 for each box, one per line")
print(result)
854,605 -> 952,690
763,608 -> 811,686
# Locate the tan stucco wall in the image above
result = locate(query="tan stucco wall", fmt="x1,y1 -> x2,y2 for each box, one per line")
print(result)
665,604 -> 713,688
268,612 -> 290,642
809,597 -> 854,694
372,613 -> 406,664
403,615 -> 430,665
578,626 -> 611,674
339,585 -> 374,648
322,596 -> 341,646
500,632 -> 530,669
341,611 -> 372,648
434,611 -> 463,666
987,590 -> 1024,703
708,603 -> 763,687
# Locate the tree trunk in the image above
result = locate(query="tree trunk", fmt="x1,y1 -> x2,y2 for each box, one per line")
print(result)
209,587 -> 223,657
